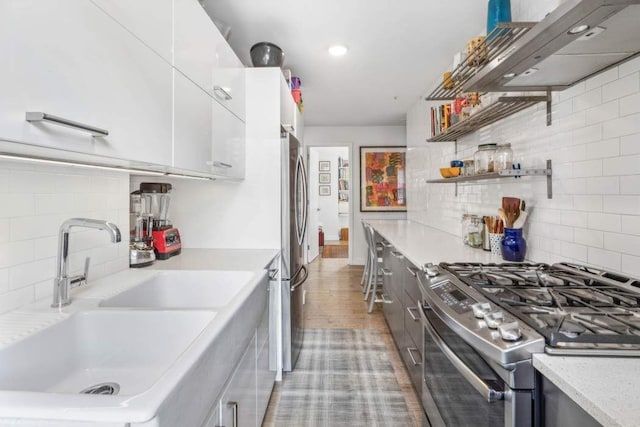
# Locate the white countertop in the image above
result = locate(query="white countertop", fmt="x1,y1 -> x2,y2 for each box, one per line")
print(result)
365,220 -> 501,267
533,354 -> 640,427
149,248 -> 279,271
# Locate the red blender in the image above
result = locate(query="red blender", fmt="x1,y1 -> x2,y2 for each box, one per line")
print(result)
139,182 -> 181,260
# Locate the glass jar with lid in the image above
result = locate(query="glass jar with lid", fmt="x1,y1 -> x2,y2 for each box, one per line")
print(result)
494,143 -> 514,171
473,143 -> 497,174
461,214 -> 483,247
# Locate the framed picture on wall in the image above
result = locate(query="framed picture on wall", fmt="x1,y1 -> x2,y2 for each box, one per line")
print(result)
359,146 -> 407,212
319,161 -> 331,171
319,173 -> 331,184
319,185 -> 331,196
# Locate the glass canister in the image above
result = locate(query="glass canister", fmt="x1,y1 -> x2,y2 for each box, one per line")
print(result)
473,143 -> 497,174
494,143 -> 514,171
462,214 -> 483,248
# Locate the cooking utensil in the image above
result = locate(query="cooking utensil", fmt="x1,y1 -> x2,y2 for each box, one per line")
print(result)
513,211 -> 528,228
250,42 -> 284,67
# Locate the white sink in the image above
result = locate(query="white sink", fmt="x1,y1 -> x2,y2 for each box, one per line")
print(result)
0,310 -> 215,396
99,270 -> 255,309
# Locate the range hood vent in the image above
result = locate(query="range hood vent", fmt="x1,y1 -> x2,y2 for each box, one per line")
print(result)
464,0 -> 640,92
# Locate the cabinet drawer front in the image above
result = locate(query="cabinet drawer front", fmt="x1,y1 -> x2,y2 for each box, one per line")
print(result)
404,301 -> 422,353
401,334 -> 423,396
404,269 -> 421,309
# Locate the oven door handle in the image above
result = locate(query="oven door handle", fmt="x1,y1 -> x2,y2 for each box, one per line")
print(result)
420,305 -> 505,403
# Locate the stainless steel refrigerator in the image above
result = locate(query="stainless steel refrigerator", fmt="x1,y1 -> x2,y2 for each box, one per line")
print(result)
281,131 -> 308,371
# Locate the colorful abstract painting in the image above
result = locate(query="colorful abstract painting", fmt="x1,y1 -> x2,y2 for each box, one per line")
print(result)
359,146 -> 407,212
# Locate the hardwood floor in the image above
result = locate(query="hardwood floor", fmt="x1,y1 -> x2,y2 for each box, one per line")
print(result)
262,257 -> 422,426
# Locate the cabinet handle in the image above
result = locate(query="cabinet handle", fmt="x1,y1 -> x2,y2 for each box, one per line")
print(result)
391,251 -> 404,259
406,347 -> 421,366
26,112 -> 109,137
381,268 -> 392,276
228,401 -> 238,427
406,266 -> 418,277
381,241 -> 393,248
213,161 -> 233,168
213,85 -> 233,101
406,306 -> 420,322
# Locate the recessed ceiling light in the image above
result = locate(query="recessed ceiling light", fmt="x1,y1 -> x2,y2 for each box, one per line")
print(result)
328,45 -> 348,56
503,72 -> 517,79
568,24 -> 590,35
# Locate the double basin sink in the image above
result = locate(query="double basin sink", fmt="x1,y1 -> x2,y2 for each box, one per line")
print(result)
0,269 -> 258,423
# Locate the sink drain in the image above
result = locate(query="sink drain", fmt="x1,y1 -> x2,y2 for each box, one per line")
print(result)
80,382 -> 120,395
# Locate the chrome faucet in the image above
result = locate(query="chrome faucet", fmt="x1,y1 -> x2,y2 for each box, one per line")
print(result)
52,218 -> 121,307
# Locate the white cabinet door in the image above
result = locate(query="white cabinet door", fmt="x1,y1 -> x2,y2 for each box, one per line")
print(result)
212,101 -> 246,179
256,287 -> 275,425
201,400 -> 221,427
90,0 -> 173,63
174,0 -> 245,120
0,0 -> 173,166
173,71 -> 214,174
221,334 -> 257,427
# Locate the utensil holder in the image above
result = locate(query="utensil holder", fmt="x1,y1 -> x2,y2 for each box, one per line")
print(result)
489,233 -> 503,255
501,228 -> 527,262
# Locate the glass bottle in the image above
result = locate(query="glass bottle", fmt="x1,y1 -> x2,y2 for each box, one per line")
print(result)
468,217 -> 484,248
494,143 -> 514,171
473,143 -> 497,174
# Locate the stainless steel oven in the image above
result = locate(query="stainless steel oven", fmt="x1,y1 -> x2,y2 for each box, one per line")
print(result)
417,269 -> 542,427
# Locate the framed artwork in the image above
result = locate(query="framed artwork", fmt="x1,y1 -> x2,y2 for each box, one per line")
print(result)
319,173 -> 331,184
319,185 -> 331,196
319,161 -> 331,171
359,146 -> 407,212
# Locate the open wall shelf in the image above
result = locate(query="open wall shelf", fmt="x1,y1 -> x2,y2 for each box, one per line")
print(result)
426,160 -> 553,198
427,94 -> 549,142
425,22 -> 536,101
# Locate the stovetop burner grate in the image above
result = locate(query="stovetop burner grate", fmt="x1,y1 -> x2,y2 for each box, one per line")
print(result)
440,262 -> 640,348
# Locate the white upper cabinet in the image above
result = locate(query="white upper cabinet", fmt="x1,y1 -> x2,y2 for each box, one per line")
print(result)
90,0 -> 173,63
0,0 -> 173,166
212,100 -> 246,179
174,0 -> 245,121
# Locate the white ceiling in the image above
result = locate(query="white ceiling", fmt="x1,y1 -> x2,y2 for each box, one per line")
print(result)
202,0 -> 487,126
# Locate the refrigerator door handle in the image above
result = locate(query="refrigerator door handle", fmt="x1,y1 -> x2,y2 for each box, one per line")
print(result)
294,154 -> 308,246
290,265 -> 308,292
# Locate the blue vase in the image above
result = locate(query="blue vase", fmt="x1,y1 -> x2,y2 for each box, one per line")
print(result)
487,0 -> 512,35
501,228 -> 526,262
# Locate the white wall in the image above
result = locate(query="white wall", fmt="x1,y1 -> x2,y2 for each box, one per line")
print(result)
304,126 -> 407,264
0,159 -> 129,314
311,146 -> 349,241
407,53 -> 640,278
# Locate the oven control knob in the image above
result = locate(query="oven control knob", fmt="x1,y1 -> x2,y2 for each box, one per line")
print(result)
471,302 -> 492,319
498,321 -> 522,342
484,311 -> 504,329
424,263 -> 439,277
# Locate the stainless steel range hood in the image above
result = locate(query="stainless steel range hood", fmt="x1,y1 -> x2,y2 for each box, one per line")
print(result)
465,0 -> 640,92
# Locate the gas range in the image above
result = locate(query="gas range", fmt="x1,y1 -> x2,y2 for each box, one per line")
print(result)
425,262 -> 640,358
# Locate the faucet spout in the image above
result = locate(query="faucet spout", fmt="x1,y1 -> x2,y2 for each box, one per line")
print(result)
52,218 -> 122,308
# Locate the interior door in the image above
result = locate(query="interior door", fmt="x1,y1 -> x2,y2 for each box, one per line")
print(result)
305,148 -> 320,263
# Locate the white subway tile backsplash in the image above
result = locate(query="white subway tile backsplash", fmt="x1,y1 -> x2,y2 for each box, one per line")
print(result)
603,195 -> 640,215
572,160 -> 602,178
588,212 -> 622,232
619,57 -> 640,77
574,195 -> 603,212
561,211 -> 588,228
584,100 -> 619,125
586,176 -> 619,195
0,161 -> 129,314
588,247 -> 622,271
561,241 -> 587,262
603,112 -> 640,138
9,258 -> 55,291
602,73 -> 640,103
559,81 -> 586,102
619,92 -> 640,117
622,216 -> 640,236
574,228 -> 604,248
586,139 -> 620,159
604,233 -> 640,256
621,254 -> 640,278
620,176 -> 640,195
572,124 -> 603,145
603,154 -> 640,176
573,87 -> 602,112
620,133 -> 640,155
585,67 -> 619,91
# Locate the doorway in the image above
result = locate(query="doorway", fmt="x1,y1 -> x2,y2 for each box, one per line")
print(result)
305,146 -> 351,263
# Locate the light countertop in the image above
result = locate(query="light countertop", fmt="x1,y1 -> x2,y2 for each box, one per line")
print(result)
533,354 -> 640,427
365,219 -> 500,267
149,248 -> 279,271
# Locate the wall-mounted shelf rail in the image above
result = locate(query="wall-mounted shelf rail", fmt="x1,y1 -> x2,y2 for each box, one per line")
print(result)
427,95 -> 549,142
426,160 -> 553,198
425,22 -> 536,101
